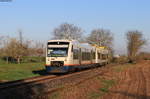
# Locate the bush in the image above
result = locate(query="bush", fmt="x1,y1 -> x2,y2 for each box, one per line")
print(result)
0,56 -> 45,63
1,56 -> 17,63
113,56 -> 128,64
136,52 -> 150,61
22,56 -> 45,63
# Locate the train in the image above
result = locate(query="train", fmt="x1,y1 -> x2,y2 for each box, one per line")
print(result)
45,40 -> 110,73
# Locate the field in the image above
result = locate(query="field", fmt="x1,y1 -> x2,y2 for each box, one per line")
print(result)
47,60 -> 150,99
1,59 -> 150,99
102,60 -> 150,99
0,59 -> 45,81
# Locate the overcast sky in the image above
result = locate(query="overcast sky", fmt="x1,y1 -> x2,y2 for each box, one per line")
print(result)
0,0 -> 150,54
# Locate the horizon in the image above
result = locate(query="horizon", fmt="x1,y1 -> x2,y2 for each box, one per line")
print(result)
0,0 -> 150,55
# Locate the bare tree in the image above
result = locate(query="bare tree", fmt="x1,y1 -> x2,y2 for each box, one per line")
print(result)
126,30 -> 146,63
35,41 -> 45,57
0,36 -> 9,59
87,28 -> 113,47
87,28 -> 114,62
0,36 -> 9,48
3,38 -> 29,64
52,23 -> 84,40
0,33 -> 45,63
1,32 -> 30,64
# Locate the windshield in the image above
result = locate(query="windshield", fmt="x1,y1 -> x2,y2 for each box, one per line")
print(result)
47,48 -> 68,57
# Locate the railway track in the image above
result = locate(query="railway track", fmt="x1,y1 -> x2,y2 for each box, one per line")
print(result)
0,66 -> 110,99
0,75 -> 57,89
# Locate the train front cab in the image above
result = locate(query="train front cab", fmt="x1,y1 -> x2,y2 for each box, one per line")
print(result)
45,40 -> 74,73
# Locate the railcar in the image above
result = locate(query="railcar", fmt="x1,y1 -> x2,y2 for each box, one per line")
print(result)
45,40 -> 109,73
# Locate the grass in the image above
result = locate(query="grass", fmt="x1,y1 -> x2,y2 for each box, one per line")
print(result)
88,77 -> 116,99
100,79 -> 116,93
49,92 -> 60,99
112,63 -> 134,72
89,63 -> 134,98
90,63 -> 133,98
89,63 -> 136,98
0,59 -> 45,81
88,91 -> 103,99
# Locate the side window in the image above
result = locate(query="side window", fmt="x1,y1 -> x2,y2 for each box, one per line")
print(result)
102,54 -> 106,60
93,52 -> 95,59
88,52 -> 91,60
106,54 -> 108,59
98,53 -> 101,59
72,45 -> 73,52
82,52 -> 85,60
82,51 -> 91,60
73,49 -> 79,59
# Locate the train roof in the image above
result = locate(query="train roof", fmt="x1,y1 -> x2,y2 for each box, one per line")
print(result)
80,43 -> 95,50
47,39 -> 109,52
48,39 -> 73,42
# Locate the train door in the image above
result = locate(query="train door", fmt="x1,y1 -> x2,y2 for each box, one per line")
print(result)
90,50 -> 93,63
79,48 -> 82,65
95,49 -> 98,63
72,45 -> 74,64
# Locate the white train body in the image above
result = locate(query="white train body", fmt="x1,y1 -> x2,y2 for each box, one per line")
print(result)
45,40 -> 109,73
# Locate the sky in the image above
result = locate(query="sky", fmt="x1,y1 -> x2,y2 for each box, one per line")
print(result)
0,0 -> 150,54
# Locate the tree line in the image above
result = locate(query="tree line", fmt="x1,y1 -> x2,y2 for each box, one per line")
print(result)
52,23 -> 146,63
0,32 -> 45,64
0,22 -> 147,64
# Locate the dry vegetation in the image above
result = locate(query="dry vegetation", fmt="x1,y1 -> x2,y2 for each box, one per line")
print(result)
47,63 -> 136,99
52,23 -> 84,41
126,30 -> 146,63
0,33 -> 45,64
102,60 -> 150,99
45,60 -> 150,99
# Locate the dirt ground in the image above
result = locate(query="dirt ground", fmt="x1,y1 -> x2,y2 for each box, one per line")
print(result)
49,60 -> 150,99
102,60 -> 150,99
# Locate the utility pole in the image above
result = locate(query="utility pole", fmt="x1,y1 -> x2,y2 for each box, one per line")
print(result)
18,29 -> 23,45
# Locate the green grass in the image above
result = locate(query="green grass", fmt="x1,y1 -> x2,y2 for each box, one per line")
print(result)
99,79 -> 116,93
88,77 -> 116,99
0,61 -> 45,81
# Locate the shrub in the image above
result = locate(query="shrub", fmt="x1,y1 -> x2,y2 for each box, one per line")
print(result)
113,56 -> 128,64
